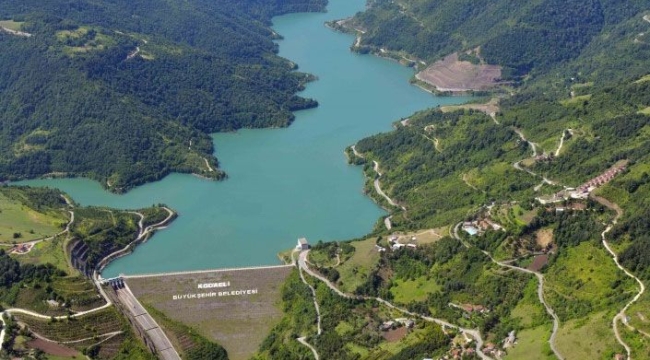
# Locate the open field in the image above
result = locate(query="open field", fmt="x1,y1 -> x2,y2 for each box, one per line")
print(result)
544,242 -> 636,321
555,311 -> 624,359
0,192 -> 67,243
390,277 -> 440,304
334,238 -> 381,293
13,236 -> 73,273
536,228 -> 554,248
389,227 -> 448,246
415,53 -> 502,92
503,325 -> 554,360
0,19 -> 24,31
127,266 -> 293,360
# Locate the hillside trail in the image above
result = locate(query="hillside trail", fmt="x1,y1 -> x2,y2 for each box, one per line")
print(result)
297,250 -> 492,360
0,312 -> 6,347
292,250 -> 322,360
372,161 -> 406,210
591,195 -> 646,360
451,222 -> 564,360
31,329 -> 123,345
511,128 -> 565,191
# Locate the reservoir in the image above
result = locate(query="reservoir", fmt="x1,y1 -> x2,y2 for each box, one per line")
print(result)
19,0 -> 469,277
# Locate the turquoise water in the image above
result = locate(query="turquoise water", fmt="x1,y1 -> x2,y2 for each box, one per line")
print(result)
18,0 -> 469,276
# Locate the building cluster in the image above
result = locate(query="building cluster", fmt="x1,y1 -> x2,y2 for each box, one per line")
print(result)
387,234 -> 417,251
438,346 -> 476,360
379,317 -> 415,331
462,218 -> 503,236
537,163 -> 626,204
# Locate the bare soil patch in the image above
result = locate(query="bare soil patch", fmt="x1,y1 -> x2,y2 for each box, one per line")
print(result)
127,266 -> 293,360
535,228 -> 554,248
382,327 -> 408,342
528,254 -> 549,272
416,53 -> 502,92
27,338 -> 80,357
440,98 -> 500,117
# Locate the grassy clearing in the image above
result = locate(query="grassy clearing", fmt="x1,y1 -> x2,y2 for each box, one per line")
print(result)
492,203 -> 536,228
503,325 -> 554,360
639,106 -> 650,115
55,26 -> 117,56
390,277 -> 440,304
560,94 -> 592,106
510,278 -> 549,328
635,75 -> 650,84
335,237 -> 381,293
390,227 -> 448,246
555,311 -> 624,359
544,242 -> 636,320
13,236 -> 73,274
0,192 -> 67,243
0,20 -> 24,31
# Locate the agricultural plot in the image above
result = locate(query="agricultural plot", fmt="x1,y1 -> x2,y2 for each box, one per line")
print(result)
16,308 -> 124,343
126,265 -> 293,360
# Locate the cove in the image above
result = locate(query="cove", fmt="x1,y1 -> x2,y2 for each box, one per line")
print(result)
18,0 -> 469,277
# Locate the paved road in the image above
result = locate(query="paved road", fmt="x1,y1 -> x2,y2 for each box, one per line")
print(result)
297,251 -> 492,360
115,283 -> 180,360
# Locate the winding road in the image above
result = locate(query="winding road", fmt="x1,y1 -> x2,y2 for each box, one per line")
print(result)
514,128 -> 538,157
451,223 -> 564,359
372,161 -> 406,210
291,250 -> 322,360
297,337 -> 320,360
297,250 -> 492,360
592,195 -> 646,360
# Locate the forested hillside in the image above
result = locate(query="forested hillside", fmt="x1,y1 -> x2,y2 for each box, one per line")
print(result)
350,0 -> 650,81
0,0 -> 325,191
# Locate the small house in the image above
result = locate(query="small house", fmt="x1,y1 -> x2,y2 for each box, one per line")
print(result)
297,238 -> 310,250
